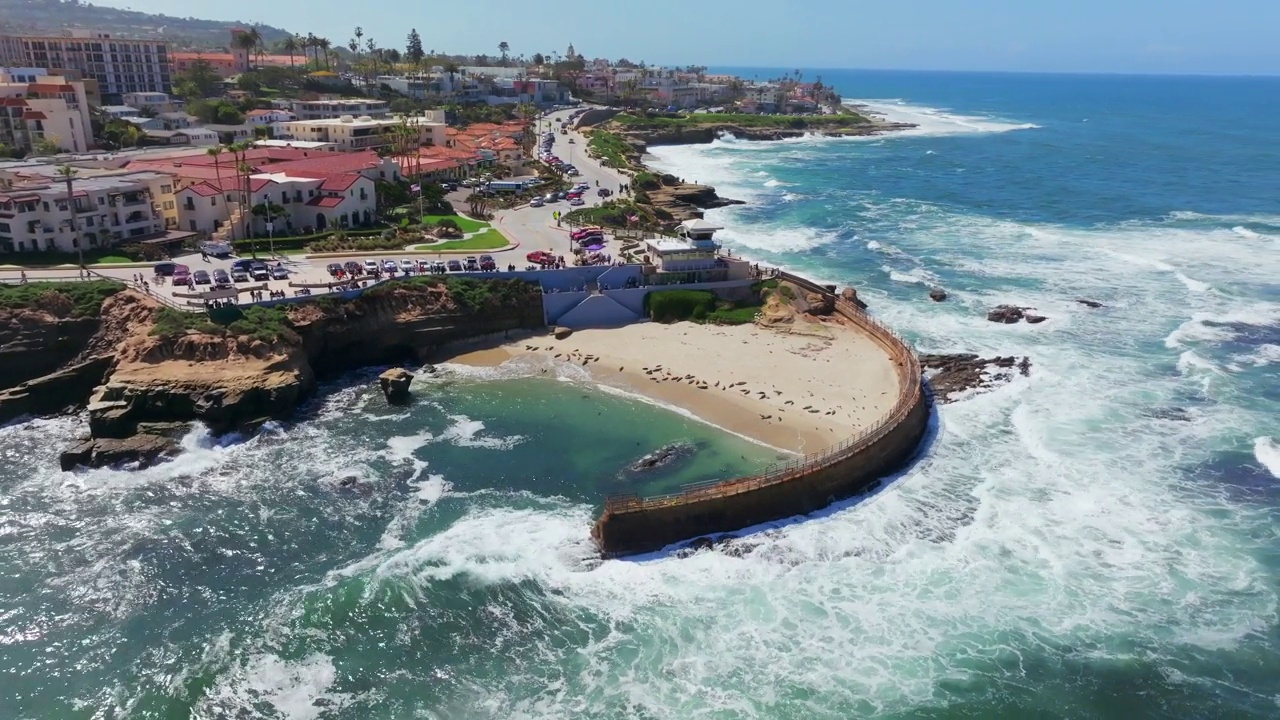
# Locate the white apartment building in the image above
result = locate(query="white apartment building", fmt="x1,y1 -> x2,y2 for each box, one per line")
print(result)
99,104 -> 140,118
0,30 -> 172,102
275,113 -> 445,152
290,99 -> 390,121
0,70 -> 93,153
0,171 -> 169,254
176,172 -> 377,236
245,108 -> 297,125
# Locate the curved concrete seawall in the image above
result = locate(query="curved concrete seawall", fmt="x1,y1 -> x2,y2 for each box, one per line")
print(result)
592,274 -> 931,557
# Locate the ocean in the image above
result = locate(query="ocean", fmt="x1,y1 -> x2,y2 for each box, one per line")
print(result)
4,69 -> 1280,718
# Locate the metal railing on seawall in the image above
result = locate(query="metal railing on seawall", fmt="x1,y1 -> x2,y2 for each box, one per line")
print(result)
601,279 -> 925,515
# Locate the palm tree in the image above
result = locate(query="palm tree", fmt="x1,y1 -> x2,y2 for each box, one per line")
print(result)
317,38 -> 332,70
282,35 -> 298,67
498,41 -> 510,66
234,28 -> 261,70
206,145 -> 234,241
305,33 -> 318,68
227,141 -> 257,250
55,165 -> 82,266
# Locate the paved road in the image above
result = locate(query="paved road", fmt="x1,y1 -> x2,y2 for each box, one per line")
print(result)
0,106 -> 638,307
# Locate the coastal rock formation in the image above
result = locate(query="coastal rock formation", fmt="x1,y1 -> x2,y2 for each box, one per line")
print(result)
929,288 -> 948,302
1024,313 -> 1048,324
1077,298 -> 1104,308
919,353 -> 1032,402
378,368 -> 414,404
2,280 -> 545,470
616,122 -> 916,149
59,434 -> 178,471
0,303 -> 104,387
840,287 -> 868,310
644,182 -> 745,222
987,305 -> 1026,323
804,292 -> 835,316
554,326 -> 574,339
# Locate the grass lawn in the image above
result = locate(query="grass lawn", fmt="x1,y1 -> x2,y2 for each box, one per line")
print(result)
0,250 -> 144,267
411,228 -> 509,252
421,214 -> 489,234
94,255 -> 136,264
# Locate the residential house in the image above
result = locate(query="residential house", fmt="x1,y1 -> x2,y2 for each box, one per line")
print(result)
0,30 -> 172,101
245,108 -> 297,126
99,104 -> 140,119
155,111 -> 199,130
203,124 -> 255,144
122,91 -> 176,113
0,70 -> 93,153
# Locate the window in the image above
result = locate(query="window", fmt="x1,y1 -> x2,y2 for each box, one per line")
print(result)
163,200 -> 174,210
211,198 -> 217,206
160,184 -> 171,194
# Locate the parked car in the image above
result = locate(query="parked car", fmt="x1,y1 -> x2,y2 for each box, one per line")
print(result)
446,259 -> 463,272
543,193 -> 558,203
569,197 -> 585,206
399,259 -> 416,273
575,231 -> 604,244
172,265 -> 191,284
153,261 -> 178,276
381,260 -> 398,273
250,263 -> 269,281
526,250 -> 554,264
326,263 -> 343,276
597,188 -> 613,197
344,261 -> 363,276
363,260 -> 379,274
230,259 -> 256,272
270,265 -> 289,280
565,167 -> 580,176
230,268 -> 250,283
571,227 -> 604,240
529,198 -> 544,207
555,191 -> 568,200
192,269 -> 212,285
212,269 -> 231,286
464,256 -> 479,271
479,254 -> 497,271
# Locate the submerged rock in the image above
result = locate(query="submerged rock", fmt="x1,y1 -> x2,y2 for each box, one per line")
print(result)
987,305 -> 1026,324
378,368 -> 414,405
627,442 -> 695,472
1076,298 -> 1104,309
1024,313 -> 1048,324
929,288 -> 948,302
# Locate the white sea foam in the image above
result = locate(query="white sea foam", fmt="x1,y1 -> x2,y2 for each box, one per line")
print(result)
199,652 -> 349,720
850,99 -> 1041,136
1233,344 -> 1280,368
1255,438 -> 1280,479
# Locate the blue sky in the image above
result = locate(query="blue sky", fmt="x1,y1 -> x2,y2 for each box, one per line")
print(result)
105,0 -> 1280,75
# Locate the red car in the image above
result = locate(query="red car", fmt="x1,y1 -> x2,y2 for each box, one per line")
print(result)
570,227 -> 603,240
526,250 -> 555,264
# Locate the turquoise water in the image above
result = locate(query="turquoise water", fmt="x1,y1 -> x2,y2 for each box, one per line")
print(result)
4,70 -> 1280,717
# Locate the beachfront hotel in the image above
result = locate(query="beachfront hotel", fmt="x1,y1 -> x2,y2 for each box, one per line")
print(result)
0,30 -> 171,102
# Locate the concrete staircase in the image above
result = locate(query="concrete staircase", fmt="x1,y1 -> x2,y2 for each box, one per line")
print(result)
210,204 -> 245,244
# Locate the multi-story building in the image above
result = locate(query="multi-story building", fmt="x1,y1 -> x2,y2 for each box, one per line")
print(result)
172,29 -> 303,79
290,99 -> 391,121
0,30 -> 172,102
275,113 -> 445,151
0,70 -> 93,153
245,108 -> 297,125
0,171 -> 169,254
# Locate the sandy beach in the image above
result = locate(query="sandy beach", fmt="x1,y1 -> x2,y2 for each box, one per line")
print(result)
450,321 -> 903,454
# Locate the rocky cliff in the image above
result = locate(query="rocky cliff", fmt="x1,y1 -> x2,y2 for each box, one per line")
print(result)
0,278 -> 545,470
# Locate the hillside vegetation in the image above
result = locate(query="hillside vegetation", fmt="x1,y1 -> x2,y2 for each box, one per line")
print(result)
0,0 -> 293,48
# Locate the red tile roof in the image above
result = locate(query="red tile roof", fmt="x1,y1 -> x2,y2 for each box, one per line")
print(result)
319,174 -> 359,191
21,110 -> 48,120
306,196 -> 345,208
183,182 -> 222,197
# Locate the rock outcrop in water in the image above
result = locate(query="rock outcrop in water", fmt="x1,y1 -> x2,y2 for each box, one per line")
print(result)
0,279 -> 545,470
919,353 -> 1032,402
379,368 -> 414,404
987,305 -> 1048,324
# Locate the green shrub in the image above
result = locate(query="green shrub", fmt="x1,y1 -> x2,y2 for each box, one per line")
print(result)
226,305 -> 297,344
150,307 -> 222,337
645,290 -> 716,323
633,171 -> 662,191
779,284 -> 795,299
0,280 -> 123,318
